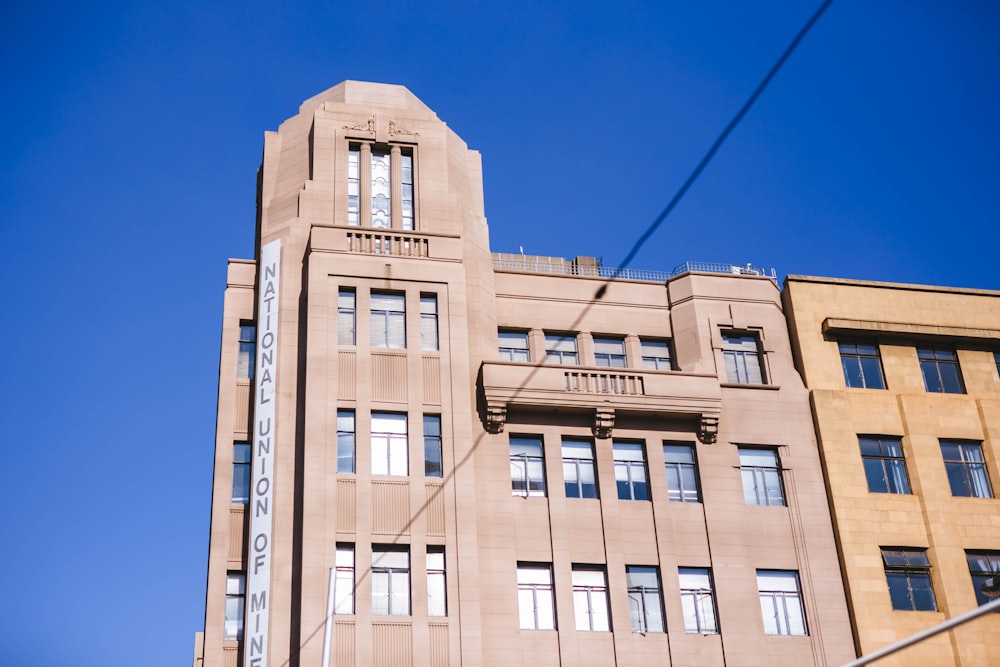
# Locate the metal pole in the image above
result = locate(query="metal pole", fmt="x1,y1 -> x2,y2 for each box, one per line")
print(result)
321,568 -> 336,667
841,596 -> 1000,667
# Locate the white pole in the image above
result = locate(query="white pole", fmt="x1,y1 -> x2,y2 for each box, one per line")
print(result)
321,568 -> 336,667
841,596 -> 1000,667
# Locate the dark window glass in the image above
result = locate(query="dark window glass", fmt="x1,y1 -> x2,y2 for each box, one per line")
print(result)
424,415 -> 442,477
859,436 -> 910,494
966,551 -> 1000,608
940,440 -> 992,498
337,410 -> 355,474
232,443 -> 251,503
739,448 -> 785,506
838,341 -> 885,389
627,566 -> 665,633
918,346 -> 964,394
510,436 -> 546,497
882,548 -> 937,611
614,442 -> 649,501
663,443 -> 700,502
238,324 -> 256,379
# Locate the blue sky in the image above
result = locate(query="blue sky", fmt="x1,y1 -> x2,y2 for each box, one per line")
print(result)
1,1 -> 998,665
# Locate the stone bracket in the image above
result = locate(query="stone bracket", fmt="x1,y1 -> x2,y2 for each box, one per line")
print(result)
593,408 -> 616,439
485,403 -> 507,434
699,415 -> 719,444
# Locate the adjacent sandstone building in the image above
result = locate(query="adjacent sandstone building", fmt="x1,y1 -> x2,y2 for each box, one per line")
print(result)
193,81 -> 855,667
783,276 -> 1000,666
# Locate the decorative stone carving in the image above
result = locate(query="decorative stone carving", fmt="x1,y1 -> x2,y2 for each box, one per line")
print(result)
485,404 -> 507,434
388,120 -> 419,136
699,415 -> 719,444
593,408 -> 615,439
343,117 -> 375,132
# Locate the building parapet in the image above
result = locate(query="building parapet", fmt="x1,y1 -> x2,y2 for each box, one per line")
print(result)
491,253 -> 775,282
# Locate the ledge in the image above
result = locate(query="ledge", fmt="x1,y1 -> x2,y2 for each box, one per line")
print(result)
823,317 -> 1000,343
479,361 -> 722,443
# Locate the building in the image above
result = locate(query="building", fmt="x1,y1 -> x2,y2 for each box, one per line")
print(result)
783,275 -> 1000,666
193,81 -> 856,667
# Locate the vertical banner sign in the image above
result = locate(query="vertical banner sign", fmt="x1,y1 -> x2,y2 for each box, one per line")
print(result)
246,240 -> 280,667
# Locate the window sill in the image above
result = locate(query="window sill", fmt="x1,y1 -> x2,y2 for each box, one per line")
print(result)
720,382 -> 781,390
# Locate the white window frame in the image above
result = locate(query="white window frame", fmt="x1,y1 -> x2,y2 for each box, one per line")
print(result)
640,339 -> 672,371
498,330 -> 530,362
739,447 -> 785,506
337,410 -> 356,474
372,546 -> 410,616
614,442 -> 649,501
420,294 -> 439,351
510,435 -> 546,497
757,570 -> 807,636
663,443 -> 700,503
371,413 -> 408,476
593,337 -> 627,368
517,564 -> 555,630
334,544 -> 355,614
573,566 -> 611,631
544,333 -> 578,365
427,547 -> 447,617
722,332 -> 765,384
679,567 -> 718,634
370,292 -> 406,349
626,566 -> 664,633
224,572 -> 245,640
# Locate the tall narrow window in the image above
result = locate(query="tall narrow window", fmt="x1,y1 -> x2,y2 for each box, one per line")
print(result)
663,443 -> 700,503
839,341 -> 885,389
370,292 -> 406,348
424,415 -> 442,477
640,339 -> 672,370
517,564 -> 555,630
338,289 -> 356,345
966,550 -> 1000,607
941,440 -> 993,498
370,149 -> 391,229
739,448 -> 784,506
918,346 -> 964,393
347,146 -> 360,226
224,572 -> 245,640
232,442 -> 251,503
420,295 -> 439,351
545,333 -> 578,365
498,330 -> 530,362
860,436 -> 910,494
427,547 -> 447,616
757,570 -> 807,636
572,566 -> 610,631
722,332 -> 764,384
562,439 -> 597,499
337,410 -> 356,474
372,547 -> 410,615
510,436 -> 546,497
237,324 -> 255,379
614,442 -> 649,501
882,548 -> 937,611
593,337 -> 627,368
334,544 -> 355,614
679,568 -> 718,634
371,413 -> 408,476
995,352 -> 1000,379
401,151 -> 414,230
626,566 -> 665,633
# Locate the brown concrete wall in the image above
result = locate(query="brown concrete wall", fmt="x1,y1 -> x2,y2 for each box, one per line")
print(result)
784,276 -> 1000,667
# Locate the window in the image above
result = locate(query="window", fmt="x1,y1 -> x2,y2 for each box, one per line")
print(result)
572,566 -> 610,631
224,572 -> 245,640
334,544 -> 355,614
722,332 -> 764,384
941,440 -> 993,498
640,339 -> 672,370
562,439 -> 597,499
545,333 -> 578,365
839,340 -> 885,389
232,442 -> 251,503
739,448 -> 785,506
663,443 -> 700,503
498,330 -> 530,362
517,564 -> 556,630
882,548 -> 937,611
347,144 -> 415,229
337,410 -> 356,474
966,550 -> 1000,607
626,566 -> 665,633
859,436 -> 910,494
593,337 -> 627,368
424,415 -> 442,477
757,570 -> 806,636
338,289 -> 356,345
995,352 -> 1000,378
237,324 -> 255,379
679,568 -> 718,634
510,436 -> 546,497
371,413 -> 408,476
372,546 -> 410,615
420,295 -> 439,351
427,547 -> 447,616
919,346 -> 964,393
370,292 -> 406,349
614,442 -> 649,501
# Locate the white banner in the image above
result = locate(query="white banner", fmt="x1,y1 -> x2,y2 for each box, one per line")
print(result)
246,239 -> 280,667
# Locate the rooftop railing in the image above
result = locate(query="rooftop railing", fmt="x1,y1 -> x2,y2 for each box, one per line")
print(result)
492,254 -> 776,282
